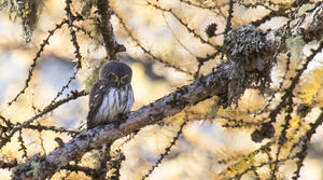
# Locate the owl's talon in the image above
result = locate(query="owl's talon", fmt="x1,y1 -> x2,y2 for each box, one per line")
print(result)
122,112 -> 130,121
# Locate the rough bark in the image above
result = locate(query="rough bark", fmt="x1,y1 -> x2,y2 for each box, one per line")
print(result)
12,3 -> 323,180
12,63 -> 230,180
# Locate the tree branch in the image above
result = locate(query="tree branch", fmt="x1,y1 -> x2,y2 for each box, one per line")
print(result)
96,0 -> 124,59
12,3 -> 323,180
12,62 -> 230,180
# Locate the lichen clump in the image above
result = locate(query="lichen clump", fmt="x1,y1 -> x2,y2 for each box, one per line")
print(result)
223,24 -> 271,72
221,24 -> 275,107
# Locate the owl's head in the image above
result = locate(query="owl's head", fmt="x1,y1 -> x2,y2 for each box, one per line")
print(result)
99,61 -> 132,88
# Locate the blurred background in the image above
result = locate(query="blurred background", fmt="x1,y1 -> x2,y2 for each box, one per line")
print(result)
0,0 -> 322,179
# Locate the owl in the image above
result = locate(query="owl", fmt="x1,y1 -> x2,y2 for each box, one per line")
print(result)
87,61 -> 134,129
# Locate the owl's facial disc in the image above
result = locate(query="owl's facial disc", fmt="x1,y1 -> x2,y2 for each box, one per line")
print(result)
108,73 -> 120,87
120,75 -> 129,86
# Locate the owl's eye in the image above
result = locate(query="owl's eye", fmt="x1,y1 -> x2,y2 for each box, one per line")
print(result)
108,73 -> 118,81
120,75 -> 129,84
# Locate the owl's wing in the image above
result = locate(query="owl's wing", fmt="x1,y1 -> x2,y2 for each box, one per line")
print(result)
87,80 -> 109,126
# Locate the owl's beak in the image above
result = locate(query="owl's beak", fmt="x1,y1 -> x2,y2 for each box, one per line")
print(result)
116,78 -> 121,88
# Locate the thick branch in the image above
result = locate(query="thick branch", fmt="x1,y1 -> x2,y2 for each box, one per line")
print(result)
12,3 -> 323,180
12,63 -> 230,180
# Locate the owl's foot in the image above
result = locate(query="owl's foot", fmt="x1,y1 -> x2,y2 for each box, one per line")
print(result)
122,112 -> 130,121
112,113 -> 129,128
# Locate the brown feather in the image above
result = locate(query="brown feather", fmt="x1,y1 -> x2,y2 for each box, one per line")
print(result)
87,80 -> 109,128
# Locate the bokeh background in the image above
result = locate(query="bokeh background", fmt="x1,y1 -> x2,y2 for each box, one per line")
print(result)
0,0 -> 322,179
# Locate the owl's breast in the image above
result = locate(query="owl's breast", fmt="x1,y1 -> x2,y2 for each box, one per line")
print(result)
95,86 -> 133,124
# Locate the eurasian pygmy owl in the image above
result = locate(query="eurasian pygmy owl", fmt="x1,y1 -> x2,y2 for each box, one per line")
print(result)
87,61 -> 134,129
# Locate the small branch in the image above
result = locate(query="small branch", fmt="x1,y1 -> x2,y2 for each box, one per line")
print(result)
0,159 -> 17,169
115,13 -> 193,76
61,164 -> 96,177
96,0 -> 123,59
0,90 -> 86,150
65,0 -> 82,69
8,19 -> 68,106
146,1 -> 219,49
292,110 -> 323,179
141,115 -> 187,180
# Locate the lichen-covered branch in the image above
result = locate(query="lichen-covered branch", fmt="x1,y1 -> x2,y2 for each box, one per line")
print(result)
12,61 -> 231,180
11,3 -> 323,180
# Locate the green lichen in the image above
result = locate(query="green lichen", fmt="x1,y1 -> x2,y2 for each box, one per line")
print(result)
27,160 -> 42,177
286,35 -> 305,66
13,154 -> 43,180
296,3 -> 316,17
1,0 -> 46,42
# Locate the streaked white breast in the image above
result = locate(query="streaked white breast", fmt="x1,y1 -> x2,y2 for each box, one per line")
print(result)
95,85 -> 134,124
